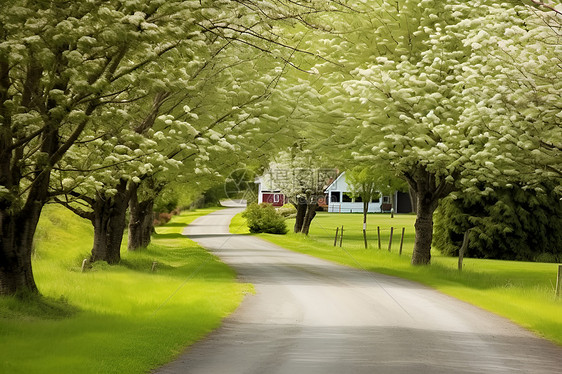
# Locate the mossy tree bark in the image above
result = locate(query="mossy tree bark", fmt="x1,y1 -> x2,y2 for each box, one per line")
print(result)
0,121 -> 67,295
89,179 -> 130,264
61,179 -> 131,264
128,182 -> 155,251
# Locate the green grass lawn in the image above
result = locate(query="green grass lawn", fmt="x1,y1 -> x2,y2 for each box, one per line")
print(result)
230,211 -> 562,346
0,205 -> 251,374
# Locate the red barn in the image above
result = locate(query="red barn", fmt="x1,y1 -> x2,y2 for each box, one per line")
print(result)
260,192 -> 285,207
255,176 -> 286,207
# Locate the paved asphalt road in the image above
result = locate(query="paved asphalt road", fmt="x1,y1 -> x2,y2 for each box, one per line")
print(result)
155,203 -> 562,374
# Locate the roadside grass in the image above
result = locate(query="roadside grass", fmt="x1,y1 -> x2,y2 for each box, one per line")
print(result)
0,205 -> 251,374
230,211 -> 562,346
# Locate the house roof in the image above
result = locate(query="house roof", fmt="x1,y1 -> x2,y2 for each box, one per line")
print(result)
324,171 -> 346,193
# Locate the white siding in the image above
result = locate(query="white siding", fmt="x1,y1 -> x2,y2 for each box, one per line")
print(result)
325,172 -> 383,213
327,202 -> 381,213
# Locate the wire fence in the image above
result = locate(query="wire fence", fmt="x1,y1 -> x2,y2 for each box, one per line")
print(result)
331,225 -> 410,254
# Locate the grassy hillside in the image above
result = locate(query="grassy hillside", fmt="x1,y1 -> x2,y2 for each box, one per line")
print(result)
230,211 -> 562,346
0,205 -> 250,374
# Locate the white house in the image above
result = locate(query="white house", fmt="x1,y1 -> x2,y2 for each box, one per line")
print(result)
324,171 -> 412,214
254,170 -> 412,213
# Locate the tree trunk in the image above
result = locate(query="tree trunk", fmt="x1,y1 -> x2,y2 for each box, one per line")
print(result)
0,208 -> 41,295
363,200 -> 368,249
411,197 -> 436,265
128,188 -> 154,251
405,165 -> 456,266
0,124 -> 57,295
300,203 -> 318,235
0,50 -> 93,295
0,166 -> 50,295
293,203 -> 306,233
90,180 -> 130,264
458,229 -> 472,271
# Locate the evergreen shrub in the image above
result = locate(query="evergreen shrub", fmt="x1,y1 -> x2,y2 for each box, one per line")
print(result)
434,184 -> 562,262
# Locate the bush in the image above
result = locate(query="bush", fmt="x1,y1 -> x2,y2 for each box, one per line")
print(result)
534,252 -> 561,264
242,203 -> 288,234
434,183 -> 562,261
276,204 -> 297,218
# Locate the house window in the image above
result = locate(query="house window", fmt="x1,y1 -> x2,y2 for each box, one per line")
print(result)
382,196 -> 390,203
342,193 -> 353,202
330,191 -> 340,203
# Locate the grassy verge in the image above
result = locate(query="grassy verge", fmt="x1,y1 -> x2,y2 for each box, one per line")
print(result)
0,205 -> 251,374
230,211 -> 562,346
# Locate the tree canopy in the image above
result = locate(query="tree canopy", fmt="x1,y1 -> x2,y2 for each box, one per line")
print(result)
0,0 -> 347,295
275,0 -> 562,264
1,0 -> 561,295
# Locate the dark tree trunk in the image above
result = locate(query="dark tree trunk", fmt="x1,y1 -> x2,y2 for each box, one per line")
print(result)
404,165 -> 456,266
0,120 -> 58,295
90,179 -> 130,264
128,184 -> 154,251
300,203 -> 318,235
0,207 -> 42,295
0,161 -> 52,295
293,202 -> 306,233
411,197 -> 436,265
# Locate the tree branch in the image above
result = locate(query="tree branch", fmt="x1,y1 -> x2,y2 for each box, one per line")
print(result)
529,0 -> 562,16
54,196 -> 94,221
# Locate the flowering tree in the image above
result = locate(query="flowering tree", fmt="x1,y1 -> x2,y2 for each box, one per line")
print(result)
0,0 -> 200,294
266,145 -> 336,235
281,0 -> 561,264
457,1 -> 562,194
55,41 -> 287,262
347,164 -> 408,225
315,0 -> 476,264
0,0 -> 348,295
218,0 -> 560,262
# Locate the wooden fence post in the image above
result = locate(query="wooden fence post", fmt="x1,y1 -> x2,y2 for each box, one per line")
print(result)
333,226 -> 339,247
339,226 -> 344,247
388,227 -> 394,252
556,265 -> 562,297
399,227 -> 405,255
377,226 -> 381,249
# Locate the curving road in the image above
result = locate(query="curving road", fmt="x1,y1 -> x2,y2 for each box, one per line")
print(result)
155,203 -> 562,374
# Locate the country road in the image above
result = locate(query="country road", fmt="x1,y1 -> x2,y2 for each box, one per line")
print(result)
155,203 -> 562,374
